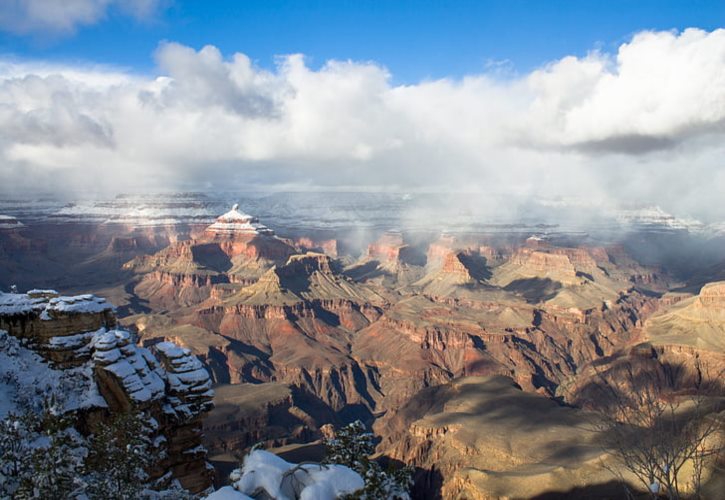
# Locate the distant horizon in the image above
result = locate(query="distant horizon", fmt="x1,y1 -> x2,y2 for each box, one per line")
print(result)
0,189 -> 721,226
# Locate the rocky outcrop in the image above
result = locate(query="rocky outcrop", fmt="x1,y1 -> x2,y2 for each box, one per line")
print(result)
508,249 -> 578,280
0,290 -> 215,494
204,205 -> 275,236
441,251 -> 471,276
379,376 -> 623,500
294,237 -> 338,257
0,290 -> 117,366
204,383 -> 315,457
698,281 -> 725,306
425,236 -> 458,268
426,236 -> 506,270
364,230 -> 425,269
367,231 -> 406,263
124,208 -> 297,309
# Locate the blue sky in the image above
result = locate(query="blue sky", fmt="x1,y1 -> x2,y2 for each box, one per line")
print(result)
2,0 -> 724,82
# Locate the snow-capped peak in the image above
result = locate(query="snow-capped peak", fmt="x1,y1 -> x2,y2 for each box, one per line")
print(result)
206,204 -> 275,235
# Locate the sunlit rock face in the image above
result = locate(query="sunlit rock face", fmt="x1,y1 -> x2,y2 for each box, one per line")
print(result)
124,205 -> 297,309
183,251 -> 387,414
379,376 -> 628,500
697,281 -> 725,307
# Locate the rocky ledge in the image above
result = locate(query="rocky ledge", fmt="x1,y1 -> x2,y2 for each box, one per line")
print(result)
0,289 -> 215,494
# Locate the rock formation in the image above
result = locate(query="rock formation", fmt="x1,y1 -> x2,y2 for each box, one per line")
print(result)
0,214 -> 24,230
181,253 -> 387,414
0,289 -> 215,494
642,281 -> 725,353
380,376 -> 629,499
125,205 -> 296,309
345,230 -> 426,287
204,205 -> 275,236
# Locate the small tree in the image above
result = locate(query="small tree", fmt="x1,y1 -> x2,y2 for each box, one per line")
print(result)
0,413 -> 31,497
2,397 -> 85,499
585,359 -> 724,499
323,420 -> 413,500
84,410 -> 157,499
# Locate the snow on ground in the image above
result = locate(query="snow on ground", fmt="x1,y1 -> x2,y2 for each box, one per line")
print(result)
204,486 -> 252,500
204,450 -> 364,500
0,329 -> 106,418
0,292 -> 48,315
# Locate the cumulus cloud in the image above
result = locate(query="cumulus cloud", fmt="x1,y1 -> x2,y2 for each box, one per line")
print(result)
0,28 -> 725,219
0,0 -> 166,36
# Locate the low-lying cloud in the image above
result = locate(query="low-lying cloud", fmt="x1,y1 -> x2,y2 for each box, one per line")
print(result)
1,28 -> 725,220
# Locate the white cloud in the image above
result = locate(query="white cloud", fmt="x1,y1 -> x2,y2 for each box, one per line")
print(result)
0,0 -> 166,36
0,29 -> 725,219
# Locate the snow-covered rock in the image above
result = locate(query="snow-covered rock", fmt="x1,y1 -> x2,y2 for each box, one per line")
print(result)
47,294 -> 112,314
0,214 -> 24,229
204,486 -> 253,500
207,450 -> 364,500
0,290 -> 117,366
0,291 -> 52,315
0,329 -> 105,419
614,206 -> 705,233
0,289 -> 216,494
205,204 -> 275,235
153,341 -> 214,419
91,329 -> 166,407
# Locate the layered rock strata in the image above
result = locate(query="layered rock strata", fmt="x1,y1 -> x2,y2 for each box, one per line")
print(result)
125,206 -> 296,309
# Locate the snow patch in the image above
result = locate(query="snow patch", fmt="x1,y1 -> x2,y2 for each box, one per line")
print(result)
204,486 -> 253,500
206,205 -> 275,235
0,291 -> 112,317
210,450 -> 364,500
0,329 -> 106,419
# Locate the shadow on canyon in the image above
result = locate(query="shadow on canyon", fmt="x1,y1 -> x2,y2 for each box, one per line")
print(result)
458,252 -> 492,281
504,277 -> 562,303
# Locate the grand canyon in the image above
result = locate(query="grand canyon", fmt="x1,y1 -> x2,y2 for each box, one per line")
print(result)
1,192 -> 724,498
